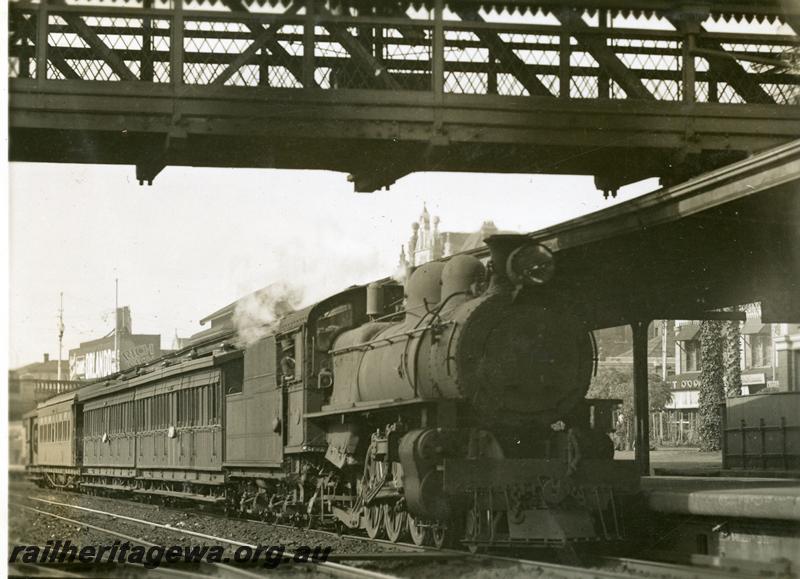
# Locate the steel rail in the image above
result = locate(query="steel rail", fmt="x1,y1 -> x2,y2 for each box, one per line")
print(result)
9,504 -> 263,579
14,499 -> 619,579
12,489 -> 757,579
15,496 -> 400,579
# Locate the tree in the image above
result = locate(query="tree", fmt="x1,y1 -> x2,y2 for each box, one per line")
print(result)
698,320 -> 725,451
588,367 -> 673,450
724,320 -> 742,398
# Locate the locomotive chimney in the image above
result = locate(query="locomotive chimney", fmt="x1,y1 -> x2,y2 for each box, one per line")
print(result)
484,234 -> 528,292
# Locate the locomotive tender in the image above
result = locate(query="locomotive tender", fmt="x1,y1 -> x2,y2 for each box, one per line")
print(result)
24,235 -> 637,551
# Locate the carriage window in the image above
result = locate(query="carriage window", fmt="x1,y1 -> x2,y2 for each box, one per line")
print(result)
316,304 -> 353,351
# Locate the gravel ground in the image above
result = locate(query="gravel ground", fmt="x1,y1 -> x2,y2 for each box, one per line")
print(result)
9,480 -> 404,553
8,481 -> 573,579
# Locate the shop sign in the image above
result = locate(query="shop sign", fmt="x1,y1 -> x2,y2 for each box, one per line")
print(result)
669,374 -> 701,390
741,373 -> 766,386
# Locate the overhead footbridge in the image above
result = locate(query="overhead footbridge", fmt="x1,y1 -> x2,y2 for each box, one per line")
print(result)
8,0 -> 800,191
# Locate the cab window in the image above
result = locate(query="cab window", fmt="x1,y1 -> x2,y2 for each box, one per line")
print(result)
316,304 -> 353,351
224,361 -> 244,395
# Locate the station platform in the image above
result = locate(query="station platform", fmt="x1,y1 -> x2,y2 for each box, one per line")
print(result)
642,476 -> 800,522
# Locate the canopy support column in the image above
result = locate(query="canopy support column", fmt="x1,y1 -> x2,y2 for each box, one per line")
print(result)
632,320 -> 651,475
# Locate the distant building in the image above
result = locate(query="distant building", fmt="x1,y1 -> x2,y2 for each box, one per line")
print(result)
595,311 -> 800,446
398,205 -> 507,269
68,306 -> 161,380
667,314 -> 800,444
598,321 -> 676,378
9,353 -> 82,465
171,330 -> 193,351
9,353 -> 79,420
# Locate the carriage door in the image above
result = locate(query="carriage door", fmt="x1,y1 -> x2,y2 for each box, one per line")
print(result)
28,417 -> 38,465
74,407 -> 83,463
283,331 -> 305,449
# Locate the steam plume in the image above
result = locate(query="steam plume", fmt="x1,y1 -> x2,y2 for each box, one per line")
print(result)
233,282 -> 304,346
392,263 -> 409,286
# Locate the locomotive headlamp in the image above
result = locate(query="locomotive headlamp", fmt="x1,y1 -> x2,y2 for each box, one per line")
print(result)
506,242 -> 555,287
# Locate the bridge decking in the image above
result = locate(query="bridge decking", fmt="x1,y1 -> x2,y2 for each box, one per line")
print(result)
9,0 -> 800,190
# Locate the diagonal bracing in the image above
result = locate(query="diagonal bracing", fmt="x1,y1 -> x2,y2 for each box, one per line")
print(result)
51,0 -> 138,81
220,0 -> 311,87
557,9 -> 654,100
453,6 -> 555,97
317,4 -> 401,90
212,1 -> 301,86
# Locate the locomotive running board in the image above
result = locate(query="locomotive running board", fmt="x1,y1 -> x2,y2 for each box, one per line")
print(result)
306,398 -> 432,419
442,459 -> 639,493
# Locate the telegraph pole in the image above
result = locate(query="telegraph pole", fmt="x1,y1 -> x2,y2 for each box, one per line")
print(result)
662,320 -> 668,381
57,292 -> 65,381
114,278 -> 120,373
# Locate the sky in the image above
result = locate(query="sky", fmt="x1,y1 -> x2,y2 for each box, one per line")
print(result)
9,162 -> 657,368
6,4 -> 789,369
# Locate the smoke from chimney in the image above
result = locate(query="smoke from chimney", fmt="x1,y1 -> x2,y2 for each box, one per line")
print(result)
232,282 -> 304,347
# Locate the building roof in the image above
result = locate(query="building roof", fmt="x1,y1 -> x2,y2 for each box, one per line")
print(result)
68,333 -> 161,353
608,334 -> 675,362
11,359 -> 69,377
675,324 -> 700,341
741,318 -> 770,335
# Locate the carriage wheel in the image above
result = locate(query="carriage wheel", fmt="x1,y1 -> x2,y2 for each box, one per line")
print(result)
407,514 -> 429,546
364,505 -> 383,539
383,504 -> 406,543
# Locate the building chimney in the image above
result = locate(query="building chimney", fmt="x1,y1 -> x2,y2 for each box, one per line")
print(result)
43,353 -> 50,363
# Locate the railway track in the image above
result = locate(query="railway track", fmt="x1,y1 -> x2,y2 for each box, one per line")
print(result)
10,490 -> 766,579
8,498 -> 399,579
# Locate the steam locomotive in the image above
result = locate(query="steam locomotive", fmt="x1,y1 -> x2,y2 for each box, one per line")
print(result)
24,234 -> 637,551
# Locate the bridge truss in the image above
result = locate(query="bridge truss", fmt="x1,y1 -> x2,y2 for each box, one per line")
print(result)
8,0 -> 800,191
